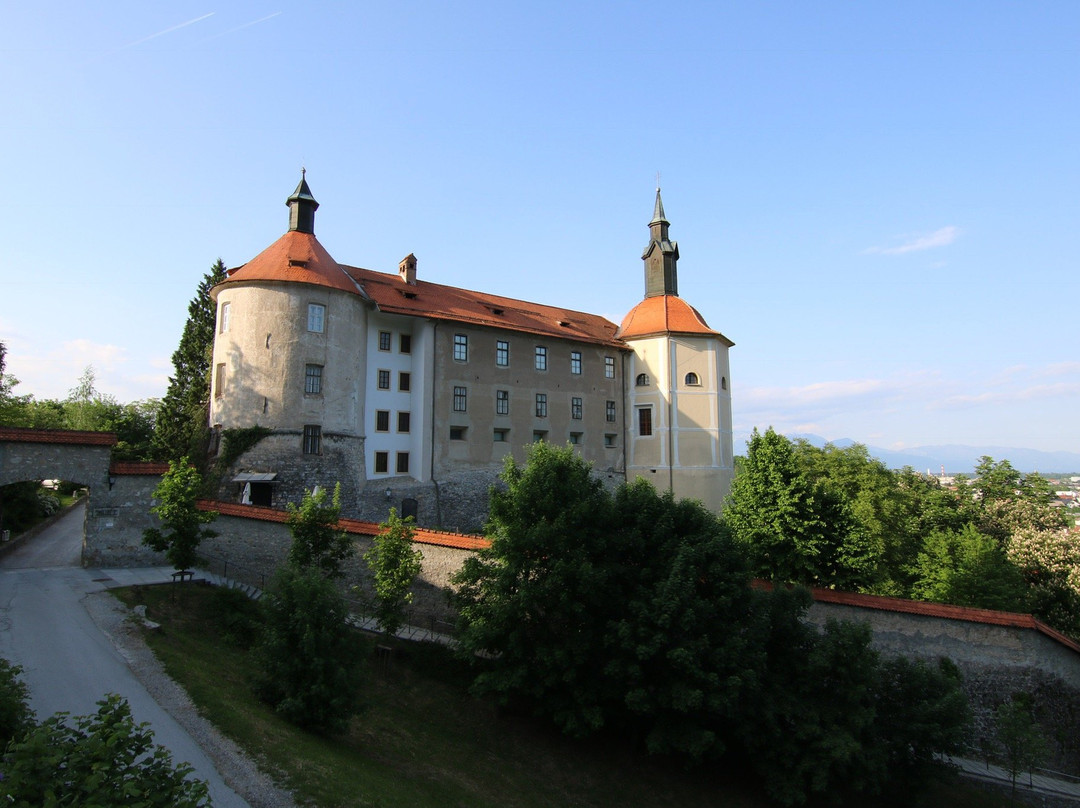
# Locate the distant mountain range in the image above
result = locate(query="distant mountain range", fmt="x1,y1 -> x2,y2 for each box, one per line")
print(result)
785,434 -> 1080,477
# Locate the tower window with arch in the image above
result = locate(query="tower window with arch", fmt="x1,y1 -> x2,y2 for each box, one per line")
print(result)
684,372 -> 700,386
635,373 -> 650,387
721,376 -> 728,391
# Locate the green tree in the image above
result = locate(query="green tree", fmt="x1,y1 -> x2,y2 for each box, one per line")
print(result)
1,694 -> 210,807
254,565 -> 364,733
142,459 -> 218,571
153,259 -> 227,466
911,524 -> 1029,612
286,483 -> 352,578
0,657 -> 33,748
996,694 -> 1049,794
725,428 -> 874,589
364,507 -> 423,636
453,442 -> 619,736
605,481 -> 760,760
974,456 -> 1022,504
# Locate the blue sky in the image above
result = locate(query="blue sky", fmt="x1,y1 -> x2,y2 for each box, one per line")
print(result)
2,1 -> 1078,456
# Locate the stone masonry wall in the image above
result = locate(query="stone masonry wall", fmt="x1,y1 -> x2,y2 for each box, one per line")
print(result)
807,600 -> 1080,774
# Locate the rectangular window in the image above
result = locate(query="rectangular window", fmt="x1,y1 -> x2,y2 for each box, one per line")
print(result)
450,426 -> 467,440
496,340 -> 509,366
535,393 -> 547,417
303,425 -> 321,454
570,351 -> 582,375
638,407 -> 653,437
374,451 -> 389,473
397,411 -> 411,433
532,430 -> 547,443
605,356 -> 615,379
399,334 -> 412,354
305,364 -> 323,395
375,410 -> 390,432
454,334 -> 468,361
604,433 -> 617,448
569,432 -> 582,445
396,452 -> 410,473
377,369 -> 390,390
219,302 -> 230,333
399,372 -> 411,392
307,303 -> 325,333
378,331 -> 391,351
534,346 -> 547,371
453,386 -> 467,412
571,397 -> 583,420
606,400 -> 616,422
214,363 -> 225,398
496,389 -> 509,415
493,428 -> 509,442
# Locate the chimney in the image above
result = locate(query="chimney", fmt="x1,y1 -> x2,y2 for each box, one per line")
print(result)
398,253 -> 417,285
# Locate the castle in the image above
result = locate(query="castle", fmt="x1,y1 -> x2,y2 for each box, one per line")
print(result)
208,175 -> 734,529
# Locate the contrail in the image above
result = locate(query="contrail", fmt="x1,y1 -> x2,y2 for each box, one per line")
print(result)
120,12 -> 215,49
196,12 -> 283,43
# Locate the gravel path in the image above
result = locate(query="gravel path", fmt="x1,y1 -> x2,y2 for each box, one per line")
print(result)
84,590 -> 298,808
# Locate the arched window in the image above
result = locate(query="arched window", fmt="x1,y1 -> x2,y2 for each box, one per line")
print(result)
635,373 -> 649,387
684,372 -> 700,386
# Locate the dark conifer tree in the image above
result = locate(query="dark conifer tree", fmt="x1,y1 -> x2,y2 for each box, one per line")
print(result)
153,259 -> 227,467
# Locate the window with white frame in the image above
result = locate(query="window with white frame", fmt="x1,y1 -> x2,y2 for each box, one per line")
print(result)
604,356 -> 614,378
378,331 -> 391,351
570,351 -> 582,375
454,334 -> 468,361
496,340 -> 509,366
535,393 -> 547,417
377,369 -> 390,389
571,397 -> 583,420
220,302 -> 230,333
535,346 -> 547,371
307,303 -> 325,333
496,389 -> 509,415
637,407 -> 653,437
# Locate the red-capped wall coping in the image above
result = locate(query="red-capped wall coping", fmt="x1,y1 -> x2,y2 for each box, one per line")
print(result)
110,461 -> 172,476
755,579 -> 1080,656
0,427 -> 117,446
199,500 -> 491,552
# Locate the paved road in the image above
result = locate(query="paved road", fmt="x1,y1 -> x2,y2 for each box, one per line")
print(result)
0,502 -> 251,808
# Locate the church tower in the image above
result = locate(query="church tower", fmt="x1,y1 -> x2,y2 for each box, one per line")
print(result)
617,190 -> 734,512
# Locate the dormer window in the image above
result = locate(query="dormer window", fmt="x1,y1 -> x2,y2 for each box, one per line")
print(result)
635,373 -> 649,387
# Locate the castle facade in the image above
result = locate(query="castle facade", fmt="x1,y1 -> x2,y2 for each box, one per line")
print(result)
208,176 -> 734,529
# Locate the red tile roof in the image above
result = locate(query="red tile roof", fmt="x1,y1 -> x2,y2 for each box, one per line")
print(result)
0,427 -> 117,446
754,580 -> 1080,656
617,295 -> 733,344
219,230 -> 362,295
110,461 -> 171,476
345,264 -> 625,348
200,500 -> 491,551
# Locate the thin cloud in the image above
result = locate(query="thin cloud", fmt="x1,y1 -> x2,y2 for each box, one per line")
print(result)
118,13 -> 215,50
864,226 -> 960,255
196,12 -> 283,43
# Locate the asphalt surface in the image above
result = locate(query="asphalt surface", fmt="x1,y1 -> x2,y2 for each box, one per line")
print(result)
0,502 -> 252,807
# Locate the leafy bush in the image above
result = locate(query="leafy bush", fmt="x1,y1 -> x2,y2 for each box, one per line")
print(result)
0,657 -> 33,748
254,565 -> 365,733
1,694 -> 210,807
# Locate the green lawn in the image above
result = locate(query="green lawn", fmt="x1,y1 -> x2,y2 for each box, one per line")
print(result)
113,583 -> 1010,808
